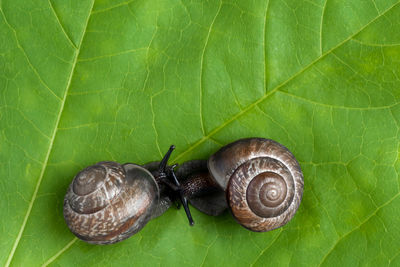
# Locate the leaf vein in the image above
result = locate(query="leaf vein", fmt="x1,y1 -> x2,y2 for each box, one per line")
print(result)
91,0 -> 137,15
4,1 -> 95,265
199,235 -> 218,267
78,48 -> 147,62
150,95 -> 162,157
199,1 -> 222,136
250,228 -> 283,266
351,38 -> 400,47
371,0 -> 380,14
173,0 -> 400,162
318,192 -> 400,266
0,106 -> 51,140
319,0 -> 328,54
0,7 -> 62,101
41,238 -> 78,267
263,0 -> 270,93
278,90 -> 399,110
48,0 -> 77,49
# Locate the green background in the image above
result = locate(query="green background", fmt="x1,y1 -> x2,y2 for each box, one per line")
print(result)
1,0 -> 400,266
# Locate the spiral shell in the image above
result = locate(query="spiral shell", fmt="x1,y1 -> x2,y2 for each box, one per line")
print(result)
63,161 -> 159,244
208,138 -> 303,232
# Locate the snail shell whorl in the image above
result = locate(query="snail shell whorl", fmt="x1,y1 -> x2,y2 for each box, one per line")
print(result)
63,162 -> 159,244
208,138 -> 303,232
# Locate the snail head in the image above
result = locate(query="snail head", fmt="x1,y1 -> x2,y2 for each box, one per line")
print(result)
157,145 -> 195,226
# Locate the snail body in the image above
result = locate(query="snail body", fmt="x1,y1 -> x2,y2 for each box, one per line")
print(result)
63,138 -> 303,244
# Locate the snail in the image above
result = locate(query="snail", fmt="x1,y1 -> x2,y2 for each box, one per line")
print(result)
63,138 -> 303,244
179,138 -> 304,232
63,145 -> 194,244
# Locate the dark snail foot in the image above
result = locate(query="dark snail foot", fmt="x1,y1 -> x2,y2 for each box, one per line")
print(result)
189,191 -> 227,216
177,160 -> 228,216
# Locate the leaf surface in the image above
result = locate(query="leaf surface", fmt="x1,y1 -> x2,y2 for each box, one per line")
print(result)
1,0 -> 400,266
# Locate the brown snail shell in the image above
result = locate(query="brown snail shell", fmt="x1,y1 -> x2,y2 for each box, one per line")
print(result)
208,138 -> 303,232
63,161 -> 159,244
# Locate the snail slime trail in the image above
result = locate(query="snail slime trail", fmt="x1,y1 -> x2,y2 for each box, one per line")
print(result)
63,138 -> 304,244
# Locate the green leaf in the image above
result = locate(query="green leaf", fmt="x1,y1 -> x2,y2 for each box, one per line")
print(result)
1,0 -> 400,266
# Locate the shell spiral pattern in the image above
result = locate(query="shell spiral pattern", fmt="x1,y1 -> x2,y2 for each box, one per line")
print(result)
208,138 -> 303,232
63,162 -> 159,244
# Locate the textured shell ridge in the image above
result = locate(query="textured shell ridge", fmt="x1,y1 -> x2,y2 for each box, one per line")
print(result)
64,161 -> 160,244
208,138 -> 303,232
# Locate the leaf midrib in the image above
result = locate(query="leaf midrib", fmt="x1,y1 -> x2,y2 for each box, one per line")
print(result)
5,0 -> 95,266
10,1 -> 400,265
